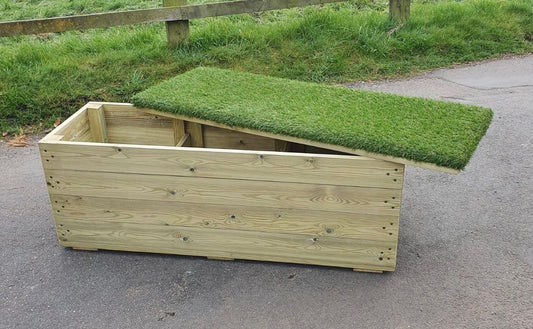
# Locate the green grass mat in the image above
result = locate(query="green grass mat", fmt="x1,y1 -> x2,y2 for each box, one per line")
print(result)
131,67 -> 492,170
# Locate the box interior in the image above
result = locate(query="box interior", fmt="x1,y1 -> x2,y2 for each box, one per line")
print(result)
49,103 -> 353,156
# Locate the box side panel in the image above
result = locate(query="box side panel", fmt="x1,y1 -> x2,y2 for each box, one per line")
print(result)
42,170 -> 401,271
203,126 -> 277,151
40,142 -> 404,189
103,106 -> 174,146
40,105 -> 93,143
44,169 -> 401,216
50,195 -> 398,240
55,219 -> 397,272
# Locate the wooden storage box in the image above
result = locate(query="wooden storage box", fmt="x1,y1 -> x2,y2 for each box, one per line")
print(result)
39,102 -> 406,272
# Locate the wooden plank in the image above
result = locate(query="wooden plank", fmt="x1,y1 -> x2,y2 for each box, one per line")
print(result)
102,106 -> 174,145
353,268 -> 383,273
164,0 -> 189,47
40,103 -> 91,143
203,125 -> 275,151
0,0 -> 346,37
44,169 -> 402,216
207,256 -> 234,261
87,104 -> 108,143
55,218 -> 397,271
45,135 -> 64,142
173,119 -> 186,146
274,140 -> 289,152
39,142 -> 405,189
72,247 -> 98,251
185,122 -> 204,147
105,125 -> 174,146
50,194 -> 400,240
176,133 -> 190,147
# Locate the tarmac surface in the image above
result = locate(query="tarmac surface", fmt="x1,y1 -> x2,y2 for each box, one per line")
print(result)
1,54 -> 532,328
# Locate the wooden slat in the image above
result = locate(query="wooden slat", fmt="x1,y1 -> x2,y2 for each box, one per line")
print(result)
55,218 -> 397,271
185,121 -> 204,147
45,135 -> 64,142
44,169 -> 401,216
176,133 -> 190,147
87,104 -> 108,143
103,106 -> 174,145
173,119 -> 186,145
40,103 -> 92,142
50,194 -> 400,240
203,125 -> 275,151
274,140 -> 289,152
39,104 -> 86,143
0,0 -> 346,37
39,142 -> 405,189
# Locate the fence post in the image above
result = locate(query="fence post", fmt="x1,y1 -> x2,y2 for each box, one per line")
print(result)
164,0 -> 189,47
389,0 -> 410,22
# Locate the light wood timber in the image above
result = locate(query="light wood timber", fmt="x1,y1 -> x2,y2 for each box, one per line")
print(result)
39,142 -> 404,189
87,104 -> 108,143
103,106 -> 174,145
40,103 -> 92,143
175,133 -> 190,147
203,125 -> 275,151
185,121 -> 204,147
207,256 -> 234,261
50,194 -> 400,240
45,169 -> 402,216
56,218 -> 397,271
45,135 -> 64,142
0,0 -> 347,37
353,268 -> 383,273
38,101 -> 413,272
164,0 -> 189,47
173,119 -> 186,145
45,169 -> 401,216
72,247 -> 98,251
274,140 -> 289,152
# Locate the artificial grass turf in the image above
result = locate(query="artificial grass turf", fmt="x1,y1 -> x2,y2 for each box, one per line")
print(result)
131,67 -> 493,170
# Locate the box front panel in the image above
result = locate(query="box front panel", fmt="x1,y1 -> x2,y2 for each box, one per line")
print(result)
40,142 -> 403,271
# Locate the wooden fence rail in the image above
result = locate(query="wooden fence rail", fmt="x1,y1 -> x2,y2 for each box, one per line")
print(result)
0,0 -> 410,47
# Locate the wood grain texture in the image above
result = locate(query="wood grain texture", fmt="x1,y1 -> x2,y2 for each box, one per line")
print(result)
87,105 -> 108,143
203,125 -> 276,151
103,106 -> 174,145
56,218 -> 397,271
44,169 -> 401,216
49,194 -> 399,240
176,133 -> 191,147
41,104 -> 92,142
173,119 -> 186,146
39,142 -> 404,189
185,121 -> 204,147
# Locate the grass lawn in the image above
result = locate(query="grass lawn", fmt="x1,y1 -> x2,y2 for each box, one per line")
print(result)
0,0 -> 531,132
132,67 -> 493,170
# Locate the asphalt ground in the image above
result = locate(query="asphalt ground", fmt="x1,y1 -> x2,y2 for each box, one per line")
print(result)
1,54 -> 532,328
